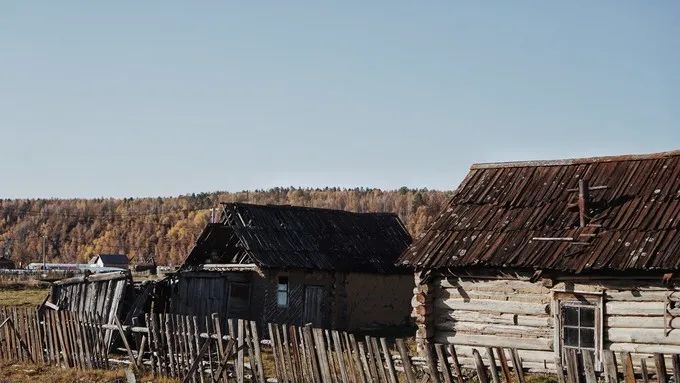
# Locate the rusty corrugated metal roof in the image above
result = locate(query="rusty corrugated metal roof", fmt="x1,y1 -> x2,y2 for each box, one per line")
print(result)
399,150 -> 680,273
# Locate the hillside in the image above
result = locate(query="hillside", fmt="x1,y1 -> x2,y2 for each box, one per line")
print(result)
0,187 -> 451,266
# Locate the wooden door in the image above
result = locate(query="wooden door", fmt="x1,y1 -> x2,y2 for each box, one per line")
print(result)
303,285 -> 325,327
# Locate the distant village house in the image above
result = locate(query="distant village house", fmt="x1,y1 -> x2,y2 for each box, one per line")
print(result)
89,254 -> 129,269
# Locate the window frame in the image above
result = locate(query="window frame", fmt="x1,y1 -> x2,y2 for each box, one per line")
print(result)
226,281 -> 251,318
277,275 -> 289,308
552,291 -> 604,368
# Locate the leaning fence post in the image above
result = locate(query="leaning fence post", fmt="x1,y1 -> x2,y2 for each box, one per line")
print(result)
602,350 -> 619,383
395,338 -> 416,383
485,347 -> 500,383
473,349 -> 490,383
582,350 -> 597,383
640,359 -> 649,383
655,354 -> 668,383
435,344 -> 453,383
114,316 -> 137,371
622,352 -> 635,383
511,348 -> 526,383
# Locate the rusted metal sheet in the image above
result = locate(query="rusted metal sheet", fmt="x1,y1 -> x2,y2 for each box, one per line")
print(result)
183,202 -> 412,273
400,150 -> 680,272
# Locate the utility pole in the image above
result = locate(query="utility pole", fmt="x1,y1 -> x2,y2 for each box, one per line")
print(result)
42,235 -> 47,270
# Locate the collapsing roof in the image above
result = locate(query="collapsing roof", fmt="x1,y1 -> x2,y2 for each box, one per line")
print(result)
399,150 -> 680,273
183,202 -> 412,273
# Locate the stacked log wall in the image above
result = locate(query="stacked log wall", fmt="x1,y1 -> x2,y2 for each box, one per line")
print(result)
420,274 -> 680,372
427,276 -> 554,370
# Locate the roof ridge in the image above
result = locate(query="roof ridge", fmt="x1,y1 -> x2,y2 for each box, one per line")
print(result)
222,201 -> 399,216
471,149 -> 680,170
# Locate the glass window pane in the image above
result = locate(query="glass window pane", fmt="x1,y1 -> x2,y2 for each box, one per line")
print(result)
580,307 -> 595,327
580,328 -> 595,348
563,307 -> 579,326
277,291 -> 288,307
564,327 -> 579,347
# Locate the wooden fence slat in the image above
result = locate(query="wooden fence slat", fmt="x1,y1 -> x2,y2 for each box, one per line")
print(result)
236,319 -> 244,383
671,355 -> 680,383
369,337 -> 387,383
640,359 -> 649,383
304,325 -> 322,383
424,342 -> 442,383
330,330 -> 343,383
654,354 -> 668,383
212,338 -> 237,383
212,315 -> 224,382
473,349 -> 489,383
448,344 -> 465,383
485,347 -> 500,383
511,348 -> 526,383
193,316 -> 205,383
622,352 -> 636,383
357,341 -> 372,383
603,350 -> 619,383
435,344 -> 453,383
333,331 -> 350,383
182,337 -> 210,383
555,355 -> 567,383
582,350 -> 596,383
396,338 -> 416,383
282,324 -> 296,383
114,315 -> 137,370
316,328 -> 334,383
381,338 -> 397,383
250,321 -> 265,383
348,333 -> 366,383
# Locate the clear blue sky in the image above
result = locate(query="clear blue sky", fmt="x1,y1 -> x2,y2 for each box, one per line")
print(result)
1,2 -> 678,198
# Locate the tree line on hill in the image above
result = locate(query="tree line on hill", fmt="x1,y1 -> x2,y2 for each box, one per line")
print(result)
0,187 -> 452,266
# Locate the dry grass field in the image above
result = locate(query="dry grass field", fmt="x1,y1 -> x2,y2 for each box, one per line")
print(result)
0,361 -> 179,383
0,285 -> 49,307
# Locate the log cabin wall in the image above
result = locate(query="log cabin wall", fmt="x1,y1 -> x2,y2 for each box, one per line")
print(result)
415,271 -> 680,372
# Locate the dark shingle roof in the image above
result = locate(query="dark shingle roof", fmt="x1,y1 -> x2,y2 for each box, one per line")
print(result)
399,150 -> 680,273
184,202 -> 412,273
90,254 -> 129,266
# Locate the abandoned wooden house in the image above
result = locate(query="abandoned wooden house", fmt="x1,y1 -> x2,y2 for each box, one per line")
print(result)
156,202 -> 414,330
398,150 -> 680,371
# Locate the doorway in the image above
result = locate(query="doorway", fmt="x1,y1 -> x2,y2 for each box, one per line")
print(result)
303,285 -> 325,326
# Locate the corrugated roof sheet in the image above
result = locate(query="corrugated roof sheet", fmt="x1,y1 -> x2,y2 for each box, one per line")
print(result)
399,150 -> 680,273
185,202 -> 412,273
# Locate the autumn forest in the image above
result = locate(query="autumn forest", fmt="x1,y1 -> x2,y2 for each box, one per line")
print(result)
0,188 -> 452,266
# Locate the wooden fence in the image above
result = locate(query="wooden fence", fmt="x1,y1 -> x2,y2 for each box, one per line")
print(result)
3,307 -> 680,383
0,306 -> 109,369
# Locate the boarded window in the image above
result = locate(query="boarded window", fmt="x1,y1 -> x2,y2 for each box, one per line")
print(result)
227,282 -> 251,318
277,276 -> 289,308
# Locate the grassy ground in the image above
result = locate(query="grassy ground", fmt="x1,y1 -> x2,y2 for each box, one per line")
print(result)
0,285 -> 50,307
0,361 -> 178,383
